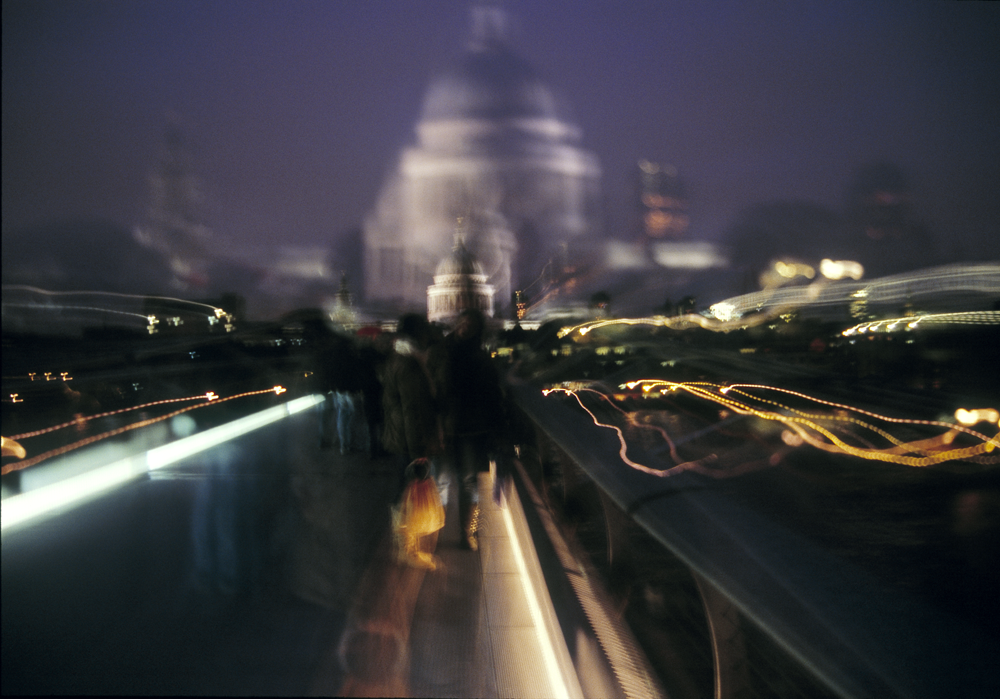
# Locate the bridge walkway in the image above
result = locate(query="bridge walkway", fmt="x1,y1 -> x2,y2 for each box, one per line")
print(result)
2,406 -> 574,697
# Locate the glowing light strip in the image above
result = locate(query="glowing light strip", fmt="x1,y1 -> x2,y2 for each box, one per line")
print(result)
145,394 -> 317,471
1,457 -> 146,532
842,310 -> 1000,336
1,394 -> 323,532
2,285 -> 225,315
501,477 -> 572,699
10,394 -> 214,439
2,303 -> 151,322
3,387 -> 288,474
546,379 -> 999,472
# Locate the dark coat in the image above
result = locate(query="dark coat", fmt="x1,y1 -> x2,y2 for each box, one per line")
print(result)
325,336 -> 363,393
437,335 -> 505,442
381,343 -> 438,461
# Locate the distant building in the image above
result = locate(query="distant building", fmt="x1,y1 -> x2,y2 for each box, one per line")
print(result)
329,273 -> 357,326
128,121 -> 346,320
844,162 -> 939,277
427,231 -> 495,325
548,157 -> 723,317
133,121 -> 214,289
364,4 -> 602,315
637,160 -> 689,242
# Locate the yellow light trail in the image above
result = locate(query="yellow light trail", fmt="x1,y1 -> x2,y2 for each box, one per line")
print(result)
556,308 -> 795,339
8,393 -> 219,440
635,379 -> 998,467
717,383 -> 997,444
718,386 -> 946,454
1,387 -> 288,475
543,388 -> 720,478
544,379 -> 999,475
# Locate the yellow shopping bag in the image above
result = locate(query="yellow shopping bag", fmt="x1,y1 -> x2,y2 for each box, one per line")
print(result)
393,459 -> 445,568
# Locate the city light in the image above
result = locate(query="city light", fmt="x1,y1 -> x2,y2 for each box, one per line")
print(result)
842,310 -> 1000,336
955,408 -> 1000,427
1,394 -> 323,532
1,286 -> 232,334
706,264 -> 1000,323
710,302 -> 737,322
820,259 -> 864,281
2,386 -> 291,475
774,260 -> 815,280
544,379 -> 999,474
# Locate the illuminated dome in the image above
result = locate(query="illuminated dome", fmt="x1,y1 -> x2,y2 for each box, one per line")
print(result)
428,236 -> 494,324
435,237 -> 486,278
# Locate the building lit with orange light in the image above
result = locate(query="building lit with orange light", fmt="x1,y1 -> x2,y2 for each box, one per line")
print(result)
637,160 -> 689,242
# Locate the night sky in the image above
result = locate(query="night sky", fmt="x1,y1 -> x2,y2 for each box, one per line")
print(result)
4,0 -> 999,265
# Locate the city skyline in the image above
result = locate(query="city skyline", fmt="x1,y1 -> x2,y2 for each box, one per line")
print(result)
4,0 -> 999,269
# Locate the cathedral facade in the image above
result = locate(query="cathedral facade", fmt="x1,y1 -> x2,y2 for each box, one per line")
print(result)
427,235 -> 495,325
363,6 -> 602,316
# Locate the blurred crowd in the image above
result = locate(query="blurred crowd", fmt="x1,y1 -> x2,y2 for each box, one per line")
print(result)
310,309 -> 509,552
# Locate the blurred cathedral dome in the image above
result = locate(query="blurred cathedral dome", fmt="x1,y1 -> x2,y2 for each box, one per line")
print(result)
421,5 -> 561,124
364,3 -> 601,315
428,236 -> 494,324
421,43 -> 560,123
435,236 -> 486,278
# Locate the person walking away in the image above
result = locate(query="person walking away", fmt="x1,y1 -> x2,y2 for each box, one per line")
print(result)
356,333 -> 389,459
381,313 -> 442,499
437,309 -> 506,551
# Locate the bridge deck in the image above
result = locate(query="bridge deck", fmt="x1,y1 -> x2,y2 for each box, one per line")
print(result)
2,410 -> 567,697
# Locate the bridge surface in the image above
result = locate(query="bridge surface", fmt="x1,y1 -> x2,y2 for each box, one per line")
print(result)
2,405 -> 584,697
4,390 -> 998,698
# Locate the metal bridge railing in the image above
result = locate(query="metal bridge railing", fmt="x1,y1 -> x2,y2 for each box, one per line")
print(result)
509,381 -> 999,699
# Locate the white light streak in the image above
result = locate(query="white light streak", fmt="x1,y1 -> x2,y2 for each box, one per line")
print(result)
2,394 -> 324,533
501,480 -> 573,699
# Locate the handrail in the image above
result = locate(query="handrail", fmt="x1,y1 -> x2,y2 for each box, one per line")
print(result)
509,381 -> 999,699
508,452 -> 666,699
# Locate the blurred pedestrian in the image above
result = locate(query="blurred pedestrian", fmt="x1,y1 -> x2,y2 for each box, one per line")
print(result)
381,313 -> 442,497
356,333 -> 390,458
302,316 -> 339,450
327,334 -> 364,454
435,309 -> 507,550
175,411 -> 270,602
